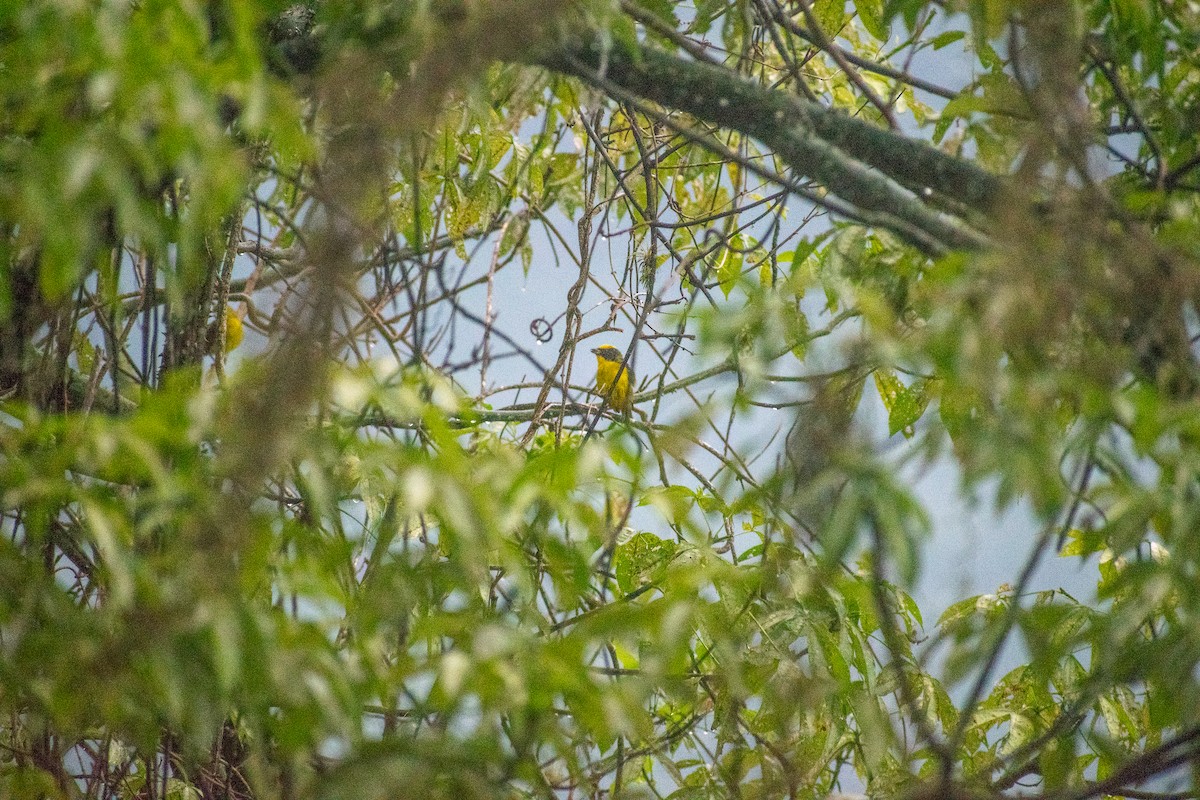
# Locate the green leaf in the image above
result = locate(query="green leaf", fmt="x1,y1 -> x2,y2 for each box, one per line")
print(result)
893,379 -> 931,437
938,382 -> 980,444
716,238 -> 744,299
882,0 -> 929,29
940,72 -> 1028,124
1039,735 -> 1077,789
856,0 -> 889,40
813,0 -> 846,33
874,369 -> 904,420
873,370 -> 930,436
613,532 -> 678,595
1058,528 -> 1108,557
931,30 -> 967,50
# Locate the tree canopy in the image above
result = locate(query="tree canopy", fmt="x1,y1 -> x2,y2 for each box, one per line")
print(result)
3,0 -> 1200,798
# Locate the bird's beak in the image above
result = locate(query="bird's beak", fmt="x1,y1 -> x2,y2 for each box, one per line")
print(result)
590,347 -> 599,354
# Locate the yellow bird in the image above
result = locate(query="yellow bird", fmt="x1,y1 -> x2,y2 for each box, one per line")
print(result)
208,304 -> 244,354
591,344 -> 634,414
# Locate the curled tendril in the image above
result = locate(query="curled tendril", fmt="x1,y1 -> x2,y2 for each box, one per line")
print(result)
703,227 -> 733,250
530,317 -> 553,343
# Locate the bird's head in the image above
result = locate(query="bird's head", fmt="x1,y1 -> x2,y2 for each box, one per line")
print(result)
591,345 -> 622,363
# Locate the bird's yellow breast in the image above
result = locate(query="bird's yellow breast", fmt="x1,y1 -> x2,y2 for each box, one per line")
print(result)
223,306 -> 244,353
593,350 -> 633,413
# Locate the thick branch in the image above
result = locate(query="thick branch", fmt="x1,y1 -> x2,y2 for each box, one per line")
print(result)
535,34 -> 1001,248
263,8 -> 997,248
545,36 -> 1001,210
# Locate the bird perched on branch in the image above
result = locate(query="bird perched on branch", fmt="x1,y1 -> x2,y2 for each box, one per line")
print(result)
207,304 -> 244,355
591,344 -> 633,414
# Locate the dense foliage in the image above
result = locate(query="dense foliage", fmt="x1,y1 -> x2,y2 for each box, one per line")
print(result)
2,0 -> 1200,798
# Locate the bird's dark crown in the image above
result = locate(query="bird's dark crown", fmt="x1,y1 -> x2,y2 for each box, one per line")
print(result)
591,345 -> 623,362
